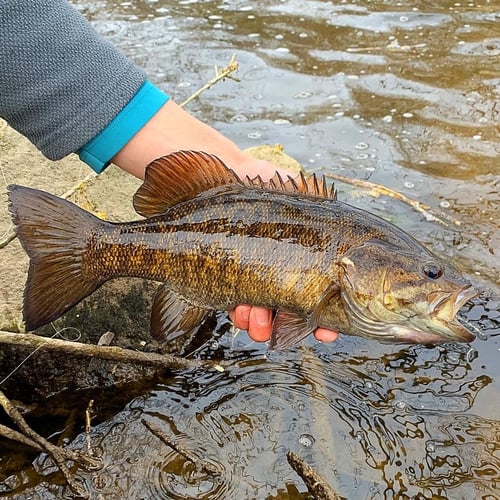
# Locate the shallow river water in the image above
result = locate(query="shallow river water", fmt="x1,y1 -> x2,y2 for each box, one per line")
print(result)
2,0 -> 499,498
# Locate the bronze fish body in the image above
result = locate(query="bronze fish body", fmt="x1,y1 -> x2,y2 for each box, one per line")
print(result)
7,151 -> 477,349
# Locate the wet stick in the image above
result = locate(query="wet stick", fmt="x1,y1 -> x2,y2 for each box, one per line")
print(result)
286,451 -> 343,500
0,389 -> 100,498
142,418 -> 221,475
0,330 -> 200,381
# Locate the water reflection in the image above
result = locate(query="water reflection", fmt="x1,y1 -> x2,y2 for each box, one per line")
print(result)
7,299 -> 495,498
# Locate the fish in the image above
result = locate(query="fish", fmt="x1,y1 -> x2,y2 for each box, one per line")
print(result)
7,150 -> 478,349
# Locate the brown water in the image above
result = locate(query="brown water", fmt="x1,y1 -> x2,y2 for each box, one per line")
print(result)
1,0 -> 499,498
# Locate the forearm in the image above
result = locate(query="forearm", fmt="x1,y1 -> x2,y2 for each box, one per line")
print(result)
111,100 -> 294,181
112,100 -> 258,179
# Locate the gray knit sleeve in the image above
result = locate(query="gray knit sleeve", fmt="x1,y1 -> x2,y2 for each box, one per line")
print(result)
0,0 -> 147,160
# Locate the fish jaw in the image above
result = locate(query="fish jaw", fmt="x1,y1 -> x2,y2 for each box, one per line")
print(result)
386,320 -> 475,344
388,285 -> 478,343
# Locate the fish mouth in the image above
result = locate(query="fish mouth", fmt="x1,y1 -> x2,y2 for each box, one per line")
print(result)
342,284 -> 479,344
429,285 -> 478,323
405,286 -> 479,344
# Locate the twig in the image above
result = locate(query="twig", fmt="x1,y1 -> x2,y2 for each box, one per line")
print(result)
325,173 -> 461,227
0,225 -> 15,249
0,389 -> 100,498
286,451 -> 343,500
142,419 -> 221,475
85,399 -> 95,455
0,423 -> 48,452
180,54 -> 240,108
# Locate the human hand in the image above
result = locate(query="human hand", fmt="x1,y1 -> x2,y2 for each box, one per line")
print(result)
229,305 -> 339,344
228,155 -> 294,182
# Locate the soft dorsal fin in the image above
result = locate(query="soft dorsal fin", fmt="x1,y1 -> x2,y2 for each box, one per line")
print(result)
133,150 -> 243,217
244,170 -> 336,200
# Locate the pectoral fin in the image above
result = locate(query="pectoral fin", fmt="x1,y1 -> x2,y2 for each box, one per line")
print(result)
151,285 -> 210,341
269,311 -> 314,350
309,284 -> 341,327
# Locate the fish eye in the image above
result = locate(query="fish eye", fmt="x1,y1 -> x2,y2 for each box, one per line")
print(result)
422,262 -> 443,280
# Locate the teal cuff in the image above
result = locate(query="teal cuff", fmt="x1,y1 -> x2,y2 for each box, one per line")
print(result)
78,81 -> 169,172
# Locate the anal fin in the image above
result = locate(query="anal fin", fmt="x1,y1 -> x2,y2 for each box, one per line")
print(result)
151,285 -> 210,341
269,311 -> 314,350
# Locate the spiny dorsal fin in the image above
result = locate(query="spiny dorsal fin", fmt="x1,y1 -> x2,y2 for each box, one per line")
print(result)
244,170 -> 336,200
133,150 -> 243,217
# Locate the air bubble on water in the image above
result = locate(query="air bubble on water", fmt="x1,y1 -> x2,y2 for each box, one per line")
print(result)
355,142 -> 369,150
382,115 -> 393,123
365,166 -> 376,172
248,33 -> 260,38
394,400 -> 407,410
247,131 -> 262,139
478,330 -> 488,340
276,47 -> 289,53
335,111 -> 345,117
230,114 -> 248,123
274,118 -> 291,125
403,112 -> 414,118
404,181 -> 415,189
425,442 -> 436,452
357,153 -> 368,160
353,114 -> 360,119
275,34 -> 284,40
364,381 -> 373,389
440,200 -> 450,208
472,134 -> 481,140
400,16 -> 409,22
299,434 -> 315,447
208,15 -> 222,20
299,32 -> 308,38
210,340 -> 219,349
294,91 -> 312,99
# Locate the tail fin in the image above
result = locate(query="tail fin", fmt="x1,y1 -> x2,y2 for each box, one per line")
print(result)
7,185 -> 106,331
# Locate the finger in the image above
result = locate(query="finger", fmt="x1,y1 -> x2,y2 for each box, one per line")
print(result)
230,305 -> 251,330
313,328 -> 339,343
247,307 -> 273,342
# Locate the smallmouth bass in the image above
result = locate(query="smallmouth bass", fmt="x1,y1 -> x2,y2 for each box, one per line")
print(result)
7,150 -> 478,349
